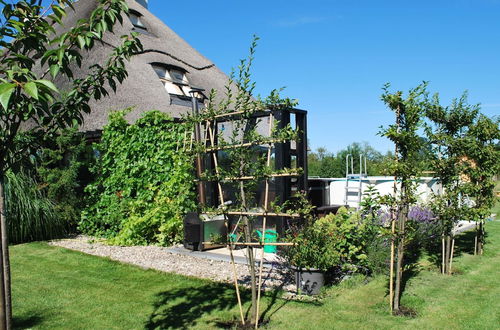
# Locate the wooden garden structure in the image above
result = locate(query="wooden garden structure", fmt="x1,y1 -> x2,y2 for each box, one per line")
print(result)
188,99 -> 308,327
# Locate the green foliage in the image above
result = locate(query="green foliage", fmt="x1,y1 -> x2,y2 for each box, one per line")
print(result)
360,184 -> 382,218
308,142 -> 393,178
80,110 -> 196,246
284,208 -> 370,273
464,115 -> 500,221
380,83 -> 427,200
34,129 -> 93,230
425,93 -> 499,229
0,0 -> 142,174
3,171 -> 64,244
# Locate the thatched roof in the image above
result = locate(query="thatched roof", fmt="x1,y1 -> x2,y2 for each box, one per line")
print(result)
56,0 -> 232,132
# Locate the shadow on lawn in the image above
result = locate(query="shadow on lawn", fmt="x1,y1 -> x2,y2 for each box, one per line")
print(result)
425,229 -> 482,270
13,314 -> 44,330
145,282 -> 241,329
387,228 -> 482,314
145,281 -> 298,329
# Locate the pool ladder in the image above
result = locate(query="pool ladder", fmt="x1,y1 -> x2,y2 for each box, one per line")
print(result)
344,154 -> 367,209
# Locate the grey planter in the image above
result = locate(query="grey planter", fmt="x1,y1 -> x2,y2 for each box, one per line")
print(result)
294,267 -> 325,295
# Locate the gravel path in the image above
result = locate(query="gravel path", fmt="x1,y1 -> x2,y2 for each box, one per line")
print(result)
49,236 -> 296,292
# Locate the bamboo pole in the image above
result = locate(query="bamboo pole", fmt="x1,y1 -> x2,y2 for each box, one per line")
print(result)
442,235 -> 445,274
448,238 -> 455,275
229,246 -> 245,325
255,113 -> 274,329
226,211 -> 301,218
207,120 -> 245,325
205,138 -> 285,152
202,241 -> 294,246
445,235 -> 451,275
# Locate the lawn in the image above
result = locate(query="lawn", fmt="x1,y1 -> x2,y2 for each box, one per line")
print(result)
12,220 -> 500,329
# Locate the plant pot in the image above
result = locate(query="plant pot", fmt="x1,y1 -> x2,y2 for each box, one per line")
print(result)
292,266 -> 325,295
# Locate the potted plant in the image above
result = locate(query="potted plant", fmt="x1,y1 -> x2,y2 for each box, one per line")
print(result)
283,208 -> 368,295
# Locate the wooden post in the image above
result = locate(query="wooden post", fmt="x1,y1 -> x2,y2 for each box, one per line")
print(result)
0,178 -> 9,330
441,235 -> 445,274
229,246 -> 245,325
255,114 -> 274,328
448,237 -> 455,275
207,121 -> 245,325
445,235 -> 451,274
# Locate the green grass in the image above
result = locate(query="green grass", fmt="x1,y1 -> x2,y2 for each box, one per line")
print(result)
12,221 -> 500,329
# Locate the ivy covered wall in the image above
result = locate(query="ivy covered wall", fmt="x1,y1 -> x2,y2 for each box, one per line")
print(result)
79,110 -> 196,246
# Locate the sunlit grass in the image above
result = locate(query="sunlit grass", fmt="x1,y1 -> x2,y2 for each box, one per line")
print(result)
11,221 -> 500,329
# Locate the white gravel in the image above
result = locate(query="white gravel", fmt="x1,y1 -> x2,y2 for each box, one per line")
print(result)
49,236 -> 296,292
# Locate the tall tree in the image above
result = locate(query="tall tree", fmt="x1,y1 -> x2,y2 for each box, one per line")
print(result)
0,1 -> 142,328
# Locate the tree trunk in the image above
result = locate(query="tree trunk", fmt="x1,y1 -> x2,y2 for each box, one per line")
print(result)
474,223 -> 478,255
239,176 -> 256,323
478,221 -> 484,255
244,218 -> 257,322
389,213 -> 396,312
0,178 -> 9,330
392,204 -> 406,312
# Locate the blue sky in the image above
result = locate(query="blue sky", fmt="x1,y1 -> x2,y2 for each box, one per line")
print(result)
148,0 -> 500,153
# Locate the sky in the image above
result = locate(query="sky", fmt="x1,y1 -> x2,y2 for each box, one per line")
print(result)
146,0 -> 500,154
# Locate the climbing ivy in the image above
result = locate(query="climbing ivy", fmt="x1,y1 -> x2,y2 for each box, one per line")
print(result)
80,110 -> 196,246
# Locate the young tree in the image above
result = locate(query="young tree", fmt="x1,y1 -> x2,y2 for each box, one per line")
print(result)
465,115 -> 500,254
190,37 -> 306,327
0,1 -> 142,327
380,83 -> 427,313
425,93 -> 480,273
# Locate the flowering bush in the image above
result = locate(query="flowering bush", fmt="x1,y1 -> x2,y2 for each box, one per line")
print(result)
407,206 -> 439,246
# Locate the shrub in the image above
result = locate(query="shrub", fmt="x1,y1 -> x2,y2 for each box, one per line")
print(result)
284,208 -> 370,274
35,128 -> 93,231
80,110 -> 196,246
4,171 -> 65,244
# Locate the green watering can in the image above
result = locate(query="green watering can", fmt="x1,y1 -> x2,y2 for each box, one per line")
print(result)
256,229 -> 278,253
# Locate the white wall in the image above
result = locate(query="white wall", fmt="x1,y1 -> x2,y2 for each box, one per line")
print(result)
327,176 -> 442,208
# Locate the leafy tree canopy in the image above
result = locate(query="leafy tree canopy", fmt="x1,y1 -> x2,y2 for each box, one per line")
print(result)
0,0 -> 142,173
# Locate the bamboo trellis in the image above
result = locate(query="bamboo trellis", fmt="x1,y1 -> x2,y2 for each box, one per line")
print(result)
192,109 -> 303,328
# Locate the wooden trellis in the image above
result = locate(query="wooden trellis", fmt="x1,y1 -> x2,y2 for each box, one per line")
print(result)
192,107 -> 307,327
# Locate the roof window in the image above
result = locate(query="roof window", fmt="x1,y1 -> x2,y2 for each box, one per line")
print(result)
128,10 -> 147,33
151,64 -> 191,97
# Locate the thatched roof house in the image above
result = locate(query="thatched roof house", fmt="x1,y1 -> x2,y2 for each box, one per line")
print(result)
57,0 -> 231,133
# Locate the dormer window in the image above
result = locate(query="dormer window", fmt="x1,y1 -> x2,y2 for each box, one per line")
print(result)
151,64 -> 191,96
128,10 -> 147,32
